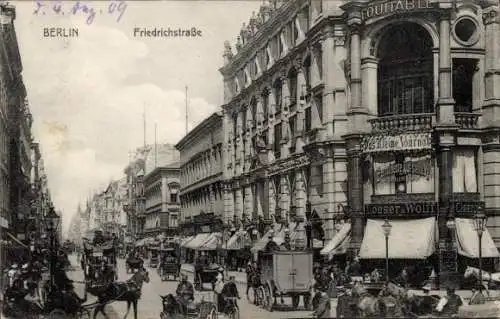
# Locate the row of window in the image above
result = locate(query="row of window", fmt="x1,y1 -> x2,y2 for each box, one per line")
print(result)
181,146 -> 223,186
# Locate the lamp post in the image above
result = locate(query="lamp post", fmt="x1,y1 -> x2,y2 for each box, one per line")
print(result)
44,206 -> 61,288
473,207 -> 488,292
382,219 -> 392,284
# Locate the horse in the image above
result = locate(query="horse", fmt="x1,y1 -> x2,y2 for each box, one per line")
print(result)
159,293 -> 184,319
351,282 -> 382,317
89,267 -> 150,319
464,266 -> 500,291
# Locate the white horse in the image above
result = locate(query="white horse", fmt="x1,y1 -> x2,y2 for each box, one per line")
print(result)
464,266 -> 500,283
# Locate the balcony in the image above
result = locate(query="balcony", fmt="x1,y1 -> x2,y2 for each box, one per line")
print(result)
369,113 -> 433,133
454,112 -> 480,129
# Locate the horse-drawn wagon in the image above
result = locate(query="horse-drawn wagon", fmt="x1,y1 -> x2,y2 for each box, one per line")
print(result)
82,239 -> 117,288
159,242 -> 181,281
194,264 -> 220,291
254,246 -> 313,311
160,290 -> 239,319
149,246 -> 160,268
126,256 -> 144,274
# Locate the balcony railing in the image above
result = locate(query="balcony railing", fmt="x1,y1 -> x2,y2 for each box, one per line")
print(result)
454,112 -> 480,129
369,113 -> 433,133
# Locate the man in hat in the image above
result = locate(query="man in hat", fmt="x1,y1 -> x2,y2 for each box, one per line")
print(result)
176,274 -> 194,315
93,230 -> 105,246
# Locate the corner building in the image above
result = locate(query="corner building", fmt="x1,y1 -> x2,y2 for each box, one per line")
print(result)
221,0 -> 500,282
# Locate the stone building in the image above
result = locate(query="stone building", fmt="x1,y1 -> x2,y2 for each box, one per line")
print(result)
175,112 -> 225,237
142,163 -> 180,239
221,0 -> 500,279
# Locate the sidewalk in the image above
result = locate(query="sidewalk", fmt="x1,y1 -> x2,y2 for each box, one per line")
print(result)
180,264 -> 247,286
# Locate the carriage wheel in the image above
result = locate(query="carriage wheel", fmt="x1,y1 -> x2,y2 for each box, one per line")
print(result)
303,292 -> 311,310
257,286 -> 269,309
247,286 -> 255,305
263,285 -> 273,312
48,309 -> 68,319
195,273 -> 202,291
292,294 -> 300,310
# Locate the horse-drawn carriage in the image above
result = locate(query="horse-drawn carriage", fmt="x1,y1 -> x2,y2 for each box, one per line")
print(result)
149,247 -> 160,268
158,245 -> 181,281
126,256 -> 144,274
160,290 -> 238,319
252,245 -> 313,311
194,264 -> 221,291
82,239 -> 117,287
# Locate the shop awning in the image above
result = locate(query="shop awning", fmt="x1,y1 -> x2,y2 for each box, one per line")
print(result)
359,217 -> 436,259
251,224 -> 285,253
185,233 -> 212,249
320,223 -> 351,257
197,232 -> 221,251
455,218 -> 500,258
180,236 -> 195,247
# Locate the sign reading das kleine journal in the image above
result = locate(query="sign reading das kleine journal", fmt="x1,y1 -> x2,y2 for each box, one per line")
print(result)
361,132 -> 432,153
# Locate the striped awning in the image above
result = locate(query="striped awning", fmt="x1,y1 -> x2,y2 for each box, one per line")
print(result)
197,232 -> 221,251
180,236 -> 195,247
251,224 -> 285,253
455,218 -> 500,258
185,233 -> 212,249
320,222 -> 351,257
359,217 -> 436,259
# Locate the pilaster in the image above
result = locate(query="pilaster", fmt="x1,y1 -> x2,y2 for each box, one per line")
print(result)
482,5 -> 500,125
295,169 -> 307,221
322,25 -> 336,138
280,175 -> 289,222
268,177 -> 276,220
437,10 -> 455,125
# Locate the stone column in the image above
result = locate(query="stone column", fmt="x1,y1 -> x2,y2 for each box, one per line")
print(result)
281,74 -> 291,158
349,25 -> 362,111
209,184 -> 215,214
268,177 -> 276,220
280,175 -> 289,221
482,4 -> 500,125
235,188 -> 243,221
361,58 -> 378,115
244,185 -> 253,219
322,25 -> 336,138
296,65 -> 306,152
436,10 -> 455,124
295,169 -> 307,221
345,136 -> 364,253
268,90 -> 276,163
223,183 -> 234,223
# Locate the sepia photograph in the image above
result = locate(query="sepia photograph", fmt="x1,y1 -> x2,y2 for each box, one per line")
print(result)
1,0 -> 500,318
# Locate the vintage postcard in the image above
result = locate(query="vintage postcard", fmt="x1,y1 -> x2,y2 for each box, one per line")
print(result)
1,0 -> 500,318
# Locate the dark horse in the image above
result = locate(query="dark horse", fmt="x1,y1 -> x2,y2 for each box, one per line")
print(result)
160,294 -> 184,319
87,267 -> 150,319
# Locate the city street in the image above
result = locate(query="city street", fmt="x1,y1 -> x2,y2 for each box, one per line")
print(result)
68,255 -> 314,319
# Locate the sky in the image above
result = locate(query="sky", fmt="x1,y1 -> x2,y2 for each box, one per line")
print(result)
12,0 -> 262,234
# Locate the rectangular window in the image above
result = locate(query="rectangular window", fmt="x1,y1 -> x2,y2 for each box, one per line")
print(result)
452,148 -> 477,193
170,194 -> 178,203
315,94 -> 323,122
289,74 -> 298,105
262,93 -> 269,120
453,58 -> 476,113
275,83 -> 283,113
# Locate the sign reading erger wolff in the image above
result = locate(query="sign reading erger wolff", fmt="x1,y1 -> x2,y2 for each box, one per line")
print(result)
361,132 -> 432,153
365,202 -> 437,217
361,0 -> 432,21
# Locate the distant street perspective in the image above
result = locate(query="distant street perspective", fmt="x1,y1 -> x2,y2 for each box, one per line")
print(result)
2,0 -> 500,318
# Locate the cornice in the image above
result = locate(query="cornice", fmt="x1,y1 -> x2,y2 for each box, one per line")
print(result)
175,112 -> 223,150
219,0 -> 309,77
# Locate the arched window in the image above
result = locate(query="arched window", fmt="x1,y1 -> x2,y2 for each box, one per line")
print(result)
377,23 -> 434,116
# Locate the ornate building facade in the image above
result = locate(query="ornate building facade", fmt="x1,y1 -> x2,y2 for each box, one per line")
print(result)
143,164 -> 180,238
221,0 -> 500,279
175,112 -> 225,235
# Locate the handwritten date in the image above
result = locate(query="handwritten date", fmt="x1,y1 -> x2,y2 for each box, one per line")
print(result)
33,0 -> 127,25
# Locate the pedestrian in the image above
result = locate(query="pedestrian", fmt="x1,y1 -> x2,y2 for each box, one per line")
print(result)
245,261 -> 253,295
215,267 -> 225,311
435,286 -> 464,316
469,283 -> 486,305
312,291 -> 331,318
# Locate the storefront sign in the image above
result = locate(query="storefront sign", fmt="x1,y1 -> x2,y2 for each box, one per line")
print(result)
453,201 -> 484,216
361,132 -> 432,153
361,0 -> 432,21
375,158 -> 432,182
365,202 -> 436,217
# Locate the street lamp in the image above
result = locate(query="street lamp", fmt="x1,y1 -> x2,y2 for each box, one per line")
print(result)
473,208 -> 488,292
382,219 -> 392,284
44,207 -> 60,288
